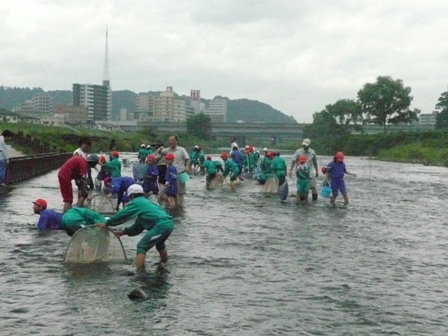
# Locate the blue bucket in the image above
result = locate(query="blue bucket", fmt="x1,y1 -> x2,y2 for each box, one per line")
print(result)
178,172 -> 190,183
321,186 -> 332,198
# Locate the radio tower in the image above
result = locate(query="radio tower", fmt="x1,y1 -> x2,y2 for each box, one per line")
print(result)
103,26 -> 110,88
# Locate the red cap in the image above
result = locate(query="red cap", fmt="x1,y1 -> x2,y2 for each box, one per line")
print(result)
99,156 -> 106,164
206,156 -> 212,160
335,152 -> 344,161
321,167 -> 327,174
103,177 -> 112,185
266,151 -> 274,158
165,153 -> 175,160
299,155 -> 307,163
220,152 -> 229,159
33,199 -> 47,209
112,151 -> 119,157
146,154 -> 155,161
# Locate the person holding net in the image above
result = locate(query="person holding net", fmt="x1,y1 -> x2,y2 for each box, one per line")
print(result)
96,184 -> 174,271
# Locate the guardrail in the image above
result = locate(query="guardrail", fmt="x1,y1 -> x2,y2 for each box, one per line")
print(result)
6,152 -> 72,185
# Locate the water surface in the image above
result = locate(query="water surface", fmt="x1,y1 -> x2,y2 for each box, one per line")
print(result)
0,155 -> 447,335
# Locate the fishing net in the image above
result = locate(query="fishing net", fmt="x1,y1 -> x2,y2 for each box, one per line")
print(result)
209,174 -> 222,189
279,181 -> 289,201
133,163 -> 147,184
262,175 -> 279,193
147,194 -> 159,205
86,194 -> 116,215
64,226 -> 127,263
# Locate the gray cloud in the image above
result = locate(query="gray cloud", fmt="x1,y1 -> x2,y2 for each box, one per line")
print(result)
1,0 -> 448,122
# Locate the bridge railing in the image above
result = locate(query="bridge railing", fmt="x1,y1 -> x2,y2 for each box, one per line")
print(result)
6,153 -> 72,185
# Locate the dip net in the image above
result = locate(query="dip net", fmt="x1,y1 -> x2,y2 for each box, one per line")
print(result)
133,163 -> 147,184
209,174 -> 222,189
261,175 -> 279,194
86,194 -> 116,215
279,181 -> 289,201
64,226 -> 127,263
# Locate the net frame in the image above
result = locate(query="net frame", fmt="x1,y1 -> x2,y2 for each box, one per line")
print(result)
64,226 -> 128,263
85,194 -> 116,215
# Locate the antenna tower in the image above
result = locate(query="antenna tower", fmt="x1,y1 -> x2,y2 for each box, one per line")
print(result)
103,26 -> 110,87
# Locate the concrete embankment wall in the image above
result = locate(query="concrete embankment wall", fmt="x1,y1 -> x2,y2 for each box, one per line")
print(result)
6,153 -> 72,185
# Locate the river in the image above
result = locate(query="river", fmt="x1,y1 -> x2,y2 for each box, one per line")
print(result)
0,154 -> 447,335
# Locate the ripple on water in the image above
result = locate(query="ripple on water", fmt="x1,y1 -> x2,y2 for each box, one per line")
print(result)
0,156 -> 448,335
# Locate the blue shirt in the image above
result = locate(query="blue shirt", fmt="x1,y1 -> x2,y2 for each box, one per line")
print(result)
110,176 -> 135,204
326,161 -> 347,179
231,150 -> 244,165
145,164 -> 159,179
36,209 -> 63,231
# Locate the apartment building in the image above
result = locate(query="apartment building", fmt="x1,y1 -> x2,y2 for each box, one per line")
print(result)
73,83 -> 112,121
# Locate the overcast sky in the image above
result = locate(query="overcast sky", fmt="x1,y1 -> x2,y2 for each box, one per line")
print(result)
1,0 -> 447,122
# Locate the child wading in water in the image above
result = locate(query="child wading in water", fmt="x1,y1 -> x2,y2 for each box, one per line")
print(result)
143,154 -> 159,198
296,155 -> 311,204
164,153 -> 178,208
324,152 -> 357,207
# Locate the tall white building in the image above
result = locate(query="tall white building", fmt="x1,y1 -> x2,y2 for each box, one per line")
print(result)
205,97 -> 227,123
32,94 -> 54,115
152,86 -> 187,122
73,83 -> 112,121
134,93 -> 154,120
419,111 -> 438,126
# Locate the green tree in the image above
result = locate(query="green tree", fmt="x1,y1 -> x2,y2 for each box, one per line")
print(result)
303,110 -> 351,154
326,99 -> 363,125
435,91 -> 448,129
186,113 -> 212,140
357,76 -> 420,133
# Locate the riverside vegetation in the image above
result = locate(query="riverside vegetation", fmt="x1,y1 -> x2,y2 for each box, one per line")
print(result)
2,121 -> 447,167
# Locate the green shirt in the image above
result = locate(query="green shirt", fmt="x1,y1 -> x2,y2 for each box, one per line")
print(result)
201,160 -> 216,174
271,156 -> 286,174
106,196 -> 173,233
62,208 -> 106,227
223,159 -> 239,177
104,157 -> 121,178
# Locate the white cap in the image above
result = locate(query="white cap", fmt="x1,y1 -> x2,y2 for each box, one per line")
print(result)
263,147 -> 268,151
302,139 -> 311,146
194,145 -> 199,149
245,145 -> 249,148
127,184 -> 144,196
141,144 -> 145,147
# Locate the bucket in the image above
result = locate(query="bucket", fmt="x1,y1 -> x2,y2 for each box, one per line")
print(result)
178,172 -> 190,183
321,186 -> 332,198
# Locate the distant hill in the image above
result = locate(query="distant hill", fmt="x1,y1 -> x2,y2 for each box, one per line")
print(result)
0,86 -> 296,123
225,98 -> 296,123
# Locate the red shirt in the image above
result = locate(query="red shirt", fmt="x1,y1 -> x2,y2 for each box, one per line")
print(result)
58,156 -> 88,180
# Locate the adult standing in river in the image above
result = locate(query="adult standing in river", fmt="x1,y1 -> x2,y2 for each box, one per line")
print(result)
289,138 -> 319,201
152,139 -> 167,197
0,129 -> 12,186
159,135 -> 190,207
73,138 -> 93,189
58,154 -> 99,212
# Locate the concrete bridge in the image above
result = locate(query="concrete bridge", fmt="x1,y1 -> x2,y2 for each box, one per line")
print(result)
136,121 -> 435,144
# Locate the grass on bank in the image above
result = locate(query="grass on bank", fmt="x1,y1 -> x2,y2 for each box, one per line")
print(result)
378,143 -> 448,167
0,122 -> 229,154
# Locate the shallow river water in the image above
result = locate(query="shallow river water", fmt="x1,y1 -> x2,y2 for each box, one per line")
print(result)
0,154 -> 447,336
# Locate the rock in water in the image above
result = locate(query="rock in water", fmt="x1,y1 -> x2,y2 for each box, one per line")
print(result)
128,288 -> 148,301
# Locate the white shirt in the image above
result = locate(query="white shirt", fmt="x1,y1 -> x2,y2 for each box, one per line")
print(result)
161,146 -> 190,174
230,142 -> 238,154
292,148 -> 317,174
73,148 -> 88,159
0,135 -> 9,161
